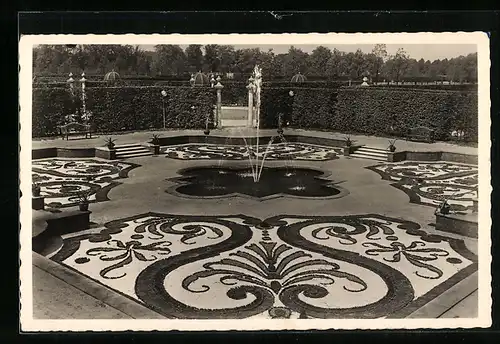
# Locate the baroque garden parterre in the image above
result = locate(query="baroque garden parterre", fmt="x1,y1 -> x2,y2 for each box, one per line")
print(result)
28,47 -> 482,322
32,141 -> 479,320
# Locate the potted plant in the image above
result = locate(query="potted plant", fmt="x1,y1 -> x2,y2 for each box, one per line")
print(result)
32,182 -> 41,197
344,135 -> 353,147
104,137 -> 116,150
388,139 -> 397,152
436,200 -> 451,215
77,190 -> 90,211
150,133 -> 161,155
151,133 -> 161,145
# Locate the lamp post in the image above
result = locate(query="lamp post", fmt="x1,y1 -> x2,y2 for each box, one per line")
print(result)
80,72 -> 87,123
161,90 -> 167,129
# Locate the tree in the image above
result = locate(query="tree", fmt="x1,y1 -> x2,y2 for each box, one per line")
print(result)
364,53 -> 382,82
259,49 -> 276,79
343,49 -> 368,80
464,53 -> 478,83
185,45 -> 203,73
218,45 -> 237,73
325,49 -> 349,78
234,48 -> 262,75
387,48 -> 410,83
427,60 -> 440,81
404,58 -> 421,82
152,45 -> 187,75
446,56 -> 469,83
371,44 -> 388,82
202,45 -> 236,73
307,46 -> 332,77
283,46 -> 309,76
417,58 -> 427,76
204,44 -> 220,72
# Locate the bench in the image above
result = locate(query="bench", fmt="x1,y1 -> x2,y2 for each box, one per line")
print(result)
406,126 -> 434,143
59,122 -> 92,140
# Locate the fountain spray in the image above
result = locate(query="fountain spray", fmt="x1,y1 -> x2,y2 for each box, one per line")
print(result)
253,65 -> 262,183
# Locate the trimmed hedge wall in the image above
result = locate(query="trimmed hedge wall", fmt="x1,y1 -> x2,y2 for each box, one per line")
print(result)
336,88 -> 478,141
290,88 -> 338,129
32,88 -> 82,137
32,83 -> 477,143
260,87 -> 338,130
260,87 -> 294,129
221,85 -> 248,106
371,83 -> 477,91
86,86 -> 216,132
32,86 -> 216,137
258,86 -> 477,142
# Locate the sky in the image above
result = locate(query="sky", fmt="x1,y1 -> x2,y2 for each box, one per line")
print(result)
139,44 -> 477,61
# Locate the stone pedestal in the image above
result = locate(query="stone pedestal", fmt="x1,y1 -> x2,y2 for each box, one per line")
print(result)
214,82 -> 224,128
32,196 -> 45,210
95,147 -> 117,160
32,210 -> 91,256
472,198 -> 478,213
47,210 -> 91,236
146,144 -> 160,155
387,151 -> 406,162
435,212 -> 478,239
343,146 -> 358,156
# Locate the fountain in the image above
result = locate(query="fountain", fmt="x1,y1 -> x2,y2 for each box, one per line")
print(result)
176,64 -> 345,203
238,65 -> 289,183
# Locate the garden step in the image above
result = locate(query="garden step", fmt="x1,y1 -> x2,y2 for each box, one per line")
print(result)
115,143 -> 152,159
351,150 -> 388,158
349,153 -> 388,161
355,146 -> 389,154
115,146 -> 150,153
350,146 -> 389,161
116,151 -> 153,159
114,143 -> 144,149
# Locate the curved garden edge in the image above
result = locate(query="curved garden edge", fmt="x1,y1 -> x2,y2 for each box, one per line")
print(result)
32,133 -> 478,165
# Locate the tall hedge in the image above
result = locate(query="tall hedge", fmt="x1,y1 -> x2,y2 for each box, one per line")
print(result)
260,87 -> 294,129
335,88 -> 477,141
32,83 -> 477,143
259,87 -> 338,130
32,86 -> 216,137
85,86 -> 216,132
290,88 -> 338,129
32,87 -> 81,137
221,84 -> 248,106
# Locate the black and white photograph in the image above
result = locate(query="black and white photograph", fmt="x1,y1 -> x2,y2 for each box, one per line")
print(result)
19,32 -> 491,331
